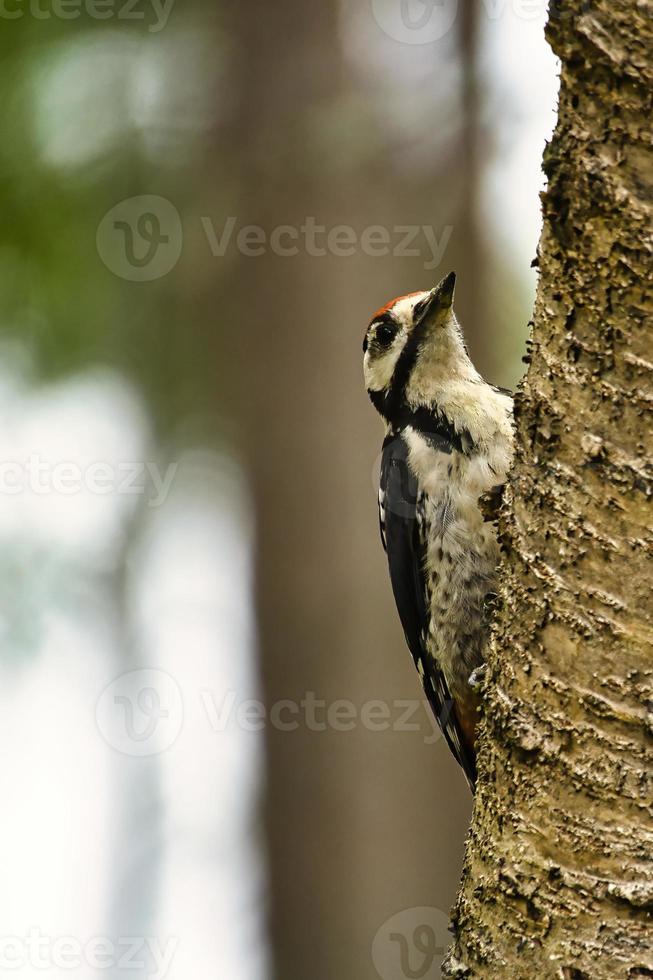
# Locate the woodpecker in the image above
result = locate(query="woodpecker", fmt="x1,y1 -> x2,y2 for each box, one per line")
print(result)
363,272 -> 514,788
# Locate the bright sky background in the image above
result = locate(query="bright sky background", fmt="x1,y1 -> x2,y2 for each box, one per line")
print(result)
481,0 -> 560,280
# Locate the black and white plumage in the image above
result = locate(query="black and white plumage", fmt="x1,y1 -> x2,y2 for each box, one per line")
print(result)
363,273 -> 514,789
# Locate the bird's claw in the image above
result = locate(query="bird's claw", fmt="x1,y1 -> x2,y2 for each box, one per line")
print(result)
468,663 -> 487,692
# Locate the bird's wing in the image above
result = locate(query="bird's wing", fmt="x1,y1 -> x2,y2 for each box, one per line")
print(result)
379,432 -> 477,787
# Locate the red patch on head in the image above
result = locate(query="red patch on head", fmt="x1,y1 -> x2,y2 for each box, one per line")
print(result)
368,291 -> 423,325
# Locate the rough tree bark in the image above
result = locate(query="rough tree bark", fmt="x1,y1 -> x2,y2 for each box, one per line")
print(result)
445,1 -> 653,977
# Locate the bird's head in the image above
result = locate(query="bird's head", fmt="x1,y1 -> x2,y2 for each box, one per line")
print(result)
363,272 -> 475,424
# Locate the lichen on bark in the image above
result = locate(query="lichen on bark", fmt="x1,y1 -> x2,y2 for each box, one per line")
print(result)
444,0 -> 653,976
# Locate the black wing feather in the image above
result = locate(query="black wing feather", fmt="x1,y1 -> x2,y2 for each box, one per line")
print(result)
379,432 -> 477,787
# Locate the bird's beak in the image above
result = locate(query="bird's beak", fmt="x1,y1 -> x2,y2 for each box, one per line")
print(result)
385,271 -> 458,417
417,271 -> 456,327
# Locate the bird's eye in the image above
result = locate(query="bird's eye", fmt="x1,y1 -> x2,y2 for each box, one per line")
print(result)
375,322 -> 398,348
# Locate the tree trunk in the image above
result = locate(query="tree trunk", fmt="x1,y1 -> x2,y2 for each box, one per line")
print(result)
219,3 -> 473,977
446,1 -> 653,977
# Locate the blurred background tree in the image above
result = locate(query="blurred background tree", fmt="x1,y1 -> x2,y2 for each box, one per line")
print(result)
0,1 -> 557,978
